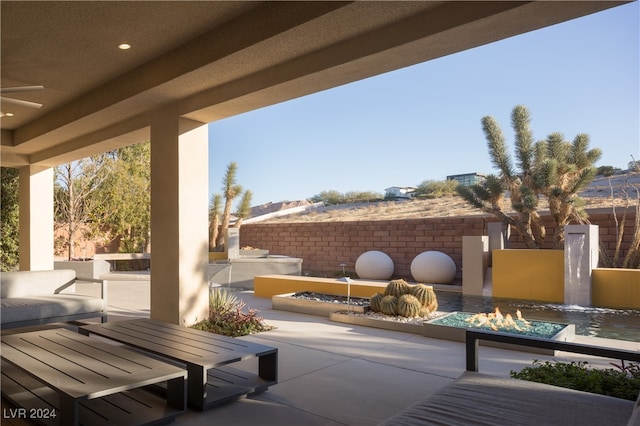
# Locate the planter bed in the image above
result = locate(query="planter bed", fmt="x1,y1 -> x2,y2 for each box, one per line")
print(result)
274,292 -> 577,355
272,292 -> 370,317
329,311 -> 425,335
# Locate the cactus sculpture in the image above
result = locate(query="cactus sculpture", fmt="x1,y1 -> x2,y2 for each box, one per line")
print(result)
397,294 -> 422,317
369,293 -> 384,313
371,280 -> 439,318
384,279 -> 410,298
380,295 -> 398,315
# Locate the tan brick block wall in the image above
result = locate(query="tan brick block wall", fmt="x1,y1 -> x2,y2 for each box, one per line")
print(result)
240,208 -> 637,281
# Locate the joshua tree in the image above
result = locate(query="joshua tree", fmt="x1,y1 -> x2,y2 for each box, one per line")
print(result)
234,190 -> 253,229
457,105 -> 601,249
214,162 -> 243,250
210,162 -> 255,252
457,105 -> 544,248
536,132 -> 601,247
209,194 -> 222,251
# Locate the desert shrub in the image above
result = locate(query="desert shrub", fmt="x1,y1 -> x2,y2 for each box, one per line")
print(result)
191,289 -> 274,337
596,165 -> 618,177
311,190 -> 383,205
511,360 -> 640,401
414,179 -> 459,199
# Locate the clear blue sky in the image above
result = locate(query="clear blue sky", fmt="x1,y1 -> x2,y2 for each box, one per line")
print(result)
209,3 -> 639,208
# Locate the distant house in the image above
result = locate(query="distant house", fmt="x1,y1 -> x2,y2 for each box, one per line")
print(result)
384,186 -> 417,199
446,173 -> 486,187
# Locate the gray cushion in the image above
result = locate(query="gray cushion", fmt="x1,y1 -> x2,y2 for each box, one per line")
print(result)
379,371 -> 634,426
1,269 -> 76,298
1,295 -> 106,324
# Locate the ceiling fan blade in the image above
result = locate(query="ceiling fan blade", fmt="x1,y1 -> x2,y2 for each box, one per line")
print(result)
1,96 -> 43,109
0,85 -> 44,94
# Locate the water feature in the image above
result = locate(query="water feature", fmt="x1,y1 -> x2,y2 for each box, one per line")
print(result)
564,224 -> 599,306
208,255 -> 302,289
435,291 -> 640,342
565,232 -> 585,305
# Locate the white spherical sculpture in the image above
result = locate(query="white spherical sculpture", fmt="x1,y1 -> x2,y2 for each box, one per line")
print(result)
355,250 -> 394,280
411,251 -> 456,284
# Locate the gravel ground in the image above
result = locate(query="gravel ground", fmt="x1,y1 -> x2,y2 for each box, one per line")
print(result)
288,291 -> 446,326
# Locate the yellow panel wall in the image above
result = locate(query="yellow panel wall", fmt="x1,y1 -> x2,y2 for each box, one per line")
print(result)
492,250 -> 564,303
209,252 -> 228,261
592,268 -> 640,309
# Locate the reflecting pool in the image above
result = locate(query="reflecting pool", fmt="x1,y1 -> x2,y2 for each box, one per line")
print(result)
434,291 -> 640,343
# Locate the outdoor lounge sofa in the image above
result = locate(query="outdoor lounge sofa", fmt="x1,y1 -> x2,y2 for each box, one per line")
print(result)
379,330 -> 640,426
1,269 -> 107,329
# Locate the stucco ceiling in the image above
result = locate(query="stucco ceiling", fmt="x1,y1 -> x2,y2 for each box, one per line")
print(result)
0,1 -> 629,167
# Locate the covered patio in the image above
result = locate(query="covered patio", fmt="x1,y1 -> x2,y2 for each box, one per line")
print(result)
3,274 -> 638,425
1,0 -> 629,325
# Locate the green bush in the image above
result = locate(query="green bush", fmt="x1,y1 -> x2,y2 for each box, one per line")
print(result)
1,167 -> 20,271
310,189 -> 384,205
596,165 -> 620,177
414,179 -> 459,199
191,289 -> 274,337
511,360 -> 640,401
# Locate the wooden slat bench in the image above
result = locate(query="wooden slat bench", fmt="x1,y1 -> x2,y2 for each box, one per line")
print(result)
1,328 -> 186,425
80,318 -> 278,411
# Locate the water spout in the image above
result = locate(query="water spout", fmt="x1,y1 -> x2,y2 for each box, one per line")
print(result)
566,233 -> 585,306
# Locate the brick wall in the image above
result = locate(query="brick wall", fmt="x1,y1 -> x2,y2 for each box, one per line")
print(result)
240,207 -> 637,281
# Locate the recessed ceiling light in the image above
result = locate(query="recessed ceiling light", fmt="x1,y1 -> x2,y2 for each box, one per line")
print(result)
118,43 -> 131,50
4,112 -> 14,117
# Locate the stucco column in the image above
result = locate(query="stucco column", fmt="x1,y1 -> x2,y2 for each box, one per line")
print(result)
150,114 -> 209,326
18,165 -> 54,271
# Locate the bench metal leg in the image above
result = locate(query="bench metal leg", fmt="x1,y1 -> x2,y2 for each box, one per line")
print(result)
166,376 -> 187,411
259,351 -> 278,382
466,334 -> 479,372
187,364 -> 206,410
59,394 -> 80,426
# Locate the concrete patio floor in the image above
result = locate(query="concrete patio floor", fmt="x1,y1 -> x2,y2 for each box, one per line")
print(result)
5,273 -> 639,426
92,273 -> 639,426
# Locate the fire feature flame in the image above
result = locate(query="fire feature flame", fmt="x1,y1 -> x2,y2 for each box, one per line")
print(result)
465,307 -> 531,331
